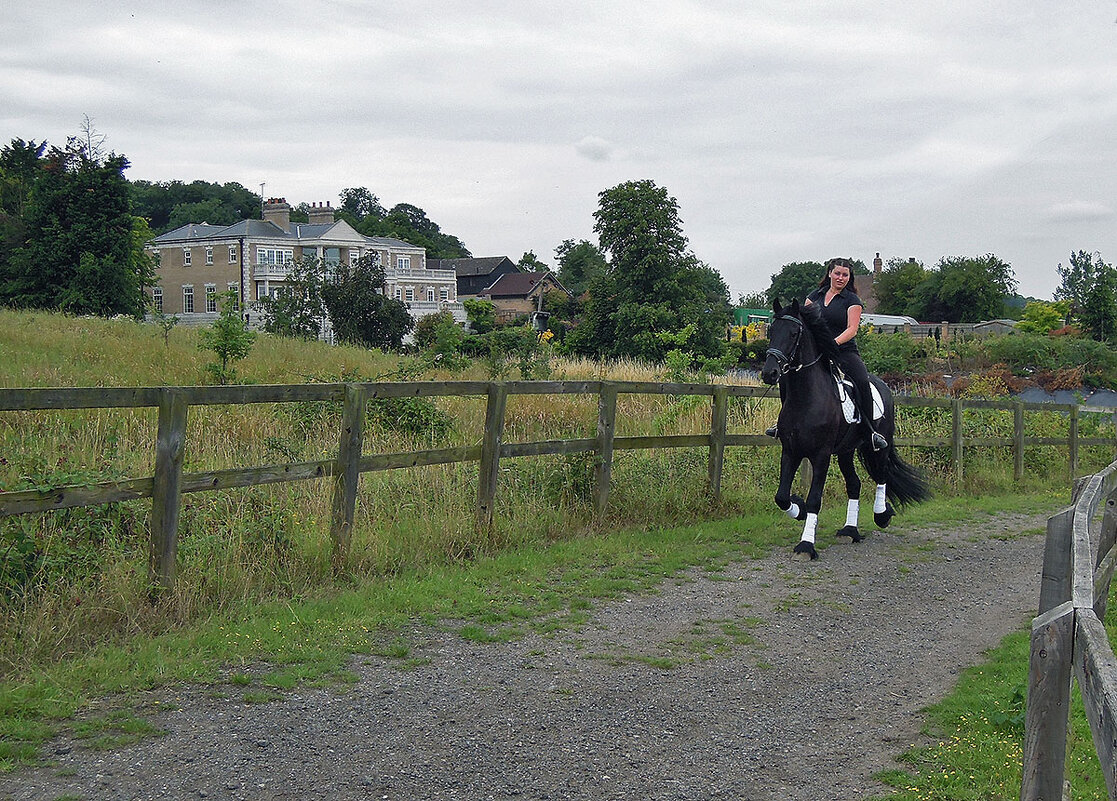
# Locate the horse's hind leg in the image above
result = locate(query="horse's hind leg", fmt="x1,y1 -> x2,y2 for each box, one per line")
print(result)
834,451 -> 863,543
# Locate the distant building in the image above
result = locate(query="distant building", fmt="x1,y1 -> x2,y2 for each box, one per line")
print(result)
430,256 -> 521,298
477,271 -> 573,323
147,198 -> 464,329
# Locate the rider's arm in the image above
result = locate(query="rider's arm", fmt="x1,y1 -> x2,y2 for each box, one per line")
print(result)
834,304 -> 862,346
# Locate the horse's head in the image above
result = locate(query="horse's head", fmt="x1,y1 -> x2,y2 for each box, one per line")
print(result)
761,298 -> 806,385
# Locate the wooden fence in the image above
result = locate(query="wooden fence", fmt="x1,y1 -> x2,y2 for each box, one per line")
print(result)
0,382 -> 1113,594
1022,460 -> 1117,800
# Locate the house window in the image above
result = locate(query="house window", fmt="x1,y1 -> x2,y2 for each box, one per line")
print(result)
205,284 -> 217,313
323,247 -> 341,267
397,256 -> 411,270
394,286 -> 402,300
227,283 -> 240,309
229,244 -> 237,263
183,248 -> 191,266
440,287 -> 449,302
405,287 -> 414,303
427,288 -> 435,302
205,247 -> 213,265
152,287 -> 163,313
182,285 -> 194,313
349,249 -> 359,266
256,247 -> 293,265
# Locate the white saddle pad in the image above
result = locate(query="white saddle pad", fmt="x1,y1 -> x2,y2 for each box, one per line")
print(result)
837,378 -> 884,424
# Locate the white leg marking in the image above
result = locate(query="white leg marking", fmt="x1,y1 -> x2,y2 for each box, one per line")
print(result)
801,513 -> 818,544
786,502 -> 800,520
874,484 -> 887,514
845,499 -> 859,528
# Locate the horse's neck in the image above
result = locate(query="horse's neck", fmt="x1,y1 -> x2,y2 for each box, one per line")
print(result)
779,336 -> 831,399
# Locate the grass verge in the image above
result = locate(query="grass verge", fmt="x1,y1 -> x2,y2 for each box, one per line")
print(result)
0,487 -> 1072,784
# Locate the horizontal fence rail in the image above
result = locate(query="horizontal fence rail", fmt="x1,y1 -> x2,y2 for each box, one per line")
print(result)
1022,460 -> 1117,800
1,382 -> 1114,593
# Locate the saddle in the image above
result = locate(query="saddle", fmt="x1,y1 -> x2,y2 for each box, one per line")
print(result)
831,366 -> 884,424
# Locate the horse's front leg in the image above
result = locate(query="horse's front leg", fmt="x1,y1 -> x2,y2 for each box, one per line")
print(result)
773,446 -> 807,521
834,450 -> 863,543
793,451 -> 832,561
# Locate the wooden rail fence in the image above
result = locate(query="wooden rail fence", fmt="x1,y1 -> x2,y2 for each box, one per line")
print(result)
1022,460 -> 1117,800
0,382 -> 1113,593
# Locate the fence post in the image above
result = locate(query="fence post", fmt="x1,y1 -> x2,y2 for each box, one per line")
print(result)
708,386 -> 728,502
951,398 -> 963,482
1021,601 -> 1075,801
330,383 -> 367,569
1039,507 -> 1074,615
594,382 -> 618,515
1013,401 -> 1025,484
1069,405 -> 1079,480
476,382 -> 508,534
150,389 -> 188,596
1096,496 -> 1117,621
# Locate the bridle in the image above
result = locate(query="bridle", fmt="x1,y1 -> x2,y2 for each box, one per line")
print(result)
765,314 -> 822,379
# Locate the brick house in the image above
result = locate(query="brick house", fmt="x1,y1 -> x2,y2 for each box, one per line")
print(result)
478,271 -> 573,323
147,198 -> 464,327
429,256 -> 521,299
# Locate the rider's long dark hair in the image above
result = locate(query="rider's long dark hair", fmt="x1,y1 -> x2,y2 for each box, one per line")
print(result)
817,257 -> 858,294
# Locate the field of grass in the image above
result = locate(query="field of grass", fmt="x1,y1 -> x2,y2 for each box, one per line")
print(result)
2,309 -> 1116,793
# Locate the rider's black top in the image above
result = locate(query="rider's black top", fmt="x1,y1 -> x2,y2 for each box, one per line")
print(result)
806,287 -> 862,353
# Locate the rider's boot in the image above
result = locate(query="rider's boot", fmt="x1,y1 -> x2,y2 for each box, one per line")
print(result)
765,425 -> 778,438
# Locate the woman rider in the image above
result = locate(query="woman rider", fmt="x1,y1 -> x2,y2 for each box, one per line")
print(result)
766,257 -> 888,451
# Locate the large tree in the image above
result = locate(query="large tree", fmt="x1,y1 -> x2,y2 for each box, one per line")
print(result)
358,202 -> 470,260
321,254 -> 413,350
907,254 -> 1017,323
1,131 -> 154,317
766,261 -> 824,305
130,179 -> 261,233
567,179 -> 731,362
872,257 -> 929,316
554,239 -> 606,296
1055,250 -> 1108,328
255,258 -> 328,340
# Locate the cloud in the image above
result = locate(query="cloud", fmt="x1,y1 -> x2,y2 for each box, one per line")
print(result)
1042,201 -> 1115,224
574,136 -> 615,162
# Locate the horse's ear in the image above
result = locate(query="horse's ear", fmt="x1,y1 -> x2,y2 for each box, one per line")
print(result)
773,297 -> 782,315
789,298 -> 800,314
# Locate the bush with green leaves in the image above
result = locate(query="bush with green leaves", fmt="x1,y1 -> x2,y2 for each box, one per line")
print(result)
198,290 -> 256,384
858,328 -> 922,375
982,333 -> 1058,374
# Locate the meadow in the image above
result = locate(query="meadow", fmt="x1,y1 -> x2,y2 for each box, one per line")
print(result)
1,309 -> 1115,794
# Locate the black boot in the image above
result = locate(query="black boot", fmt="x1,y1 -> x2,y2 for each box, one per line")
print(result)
765,425 -> 778,438
870,431 -> 888,451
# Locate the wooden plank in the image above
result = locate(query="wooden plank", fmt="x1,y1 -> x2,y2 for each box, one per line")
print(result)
1070,405 -> 1080,480
360,445 -> 482,472
1039,508 -> 1074,615
1014,401 -> 1025,484
149,390 -> 188,595
1096,493 -> 1117,620
501,439 -> 596,458
182,460 -> 336,492
502,381 -> 602,395
613,434 -> 710,450
329,384 -> 366,569
1073,476 -> 1104,610
0,386 -> 163,410
179,384 -> 346,405
724,434 -> 780,447
952,398 -> 963,481
1073,611 -> 1117,800
364,381 -> 490,398
594,383 -> 618,515
0,478 -> 154,515
476,383 -> 508,532
613,381 -> 717,396
1021,602 -> 1076,801
708,386 -> 729,502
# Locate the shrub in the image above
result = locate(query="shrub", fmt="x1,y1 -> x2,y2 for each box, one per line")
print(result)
859,329 -> 921,375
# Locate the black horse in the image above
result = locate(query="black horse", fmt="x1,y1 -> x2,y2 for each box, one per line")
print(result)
760,298 -> 931,560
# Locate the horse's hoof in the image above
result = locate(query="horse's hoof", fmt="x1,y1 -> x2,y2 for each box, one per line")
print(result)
789,495 -> 808,521
835,525 -> 863,543
793,540 -> 818,561
874,505 -> 895,528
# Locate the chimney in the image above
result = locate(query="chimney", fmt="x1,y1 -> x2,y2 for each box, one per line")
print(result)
307,201 -> 335,225
873,252 -> 883,276
263,197 -> 291,232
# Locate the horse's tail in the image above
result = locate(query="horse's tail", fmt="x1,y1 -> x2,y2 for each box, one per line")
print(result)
860,446 -> 933,508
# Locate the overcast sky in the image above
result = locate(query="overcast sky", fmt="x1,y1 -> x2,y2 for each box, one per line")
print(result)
3,1 -> 1115,300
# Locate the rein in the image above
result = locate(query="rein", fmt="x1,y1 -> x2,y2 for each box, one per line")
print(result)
767,314 -> 824,379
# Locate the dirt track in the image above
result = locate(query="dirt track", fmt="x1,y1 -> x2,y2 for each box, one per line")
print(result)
0,511 -> 1049,801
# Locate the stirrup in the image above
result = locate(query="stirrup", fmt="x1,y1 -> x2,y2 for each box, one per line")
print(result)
870,432 -> 888,451
765,425 -> 778,438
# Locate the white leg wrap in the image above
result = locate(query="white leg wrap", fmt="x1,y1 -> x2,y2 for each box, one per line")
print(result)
786,502 -> 800,520
874,484 -> 887,514
845,499 -> 859,527
801,513 -> 818,544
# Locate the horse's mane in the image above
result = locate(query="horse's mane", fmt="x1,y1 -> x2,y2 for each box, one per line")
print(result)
798,301 -> 841,364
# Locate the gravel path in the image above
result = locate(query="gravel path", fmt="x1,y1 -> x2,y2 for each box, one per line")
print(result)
0,511 -> 1050,801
